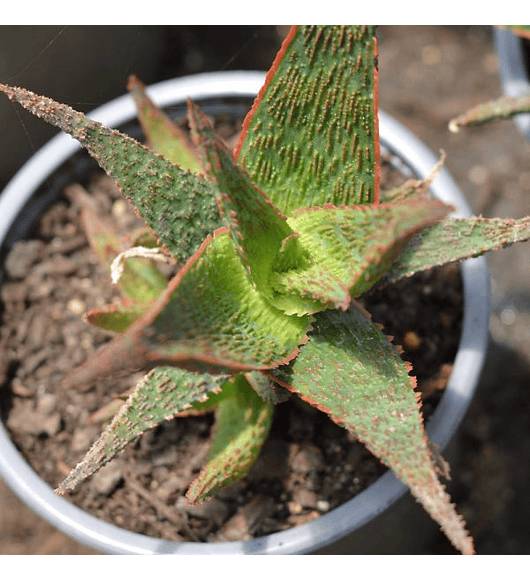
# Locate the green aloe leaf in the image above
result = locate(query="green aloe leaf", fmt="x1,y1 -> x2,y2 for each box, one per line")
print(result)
85,301 -> 148,333
235,25 -> 379,213
270,307 -> 474,555
128,74 -> 203,173
186,374 -> 274,504
125,227 -> 161,249
1,29 -> 487,553
187,100 -> 309,304
386,216 -> 530,283
130,230 -> 311,371
112,252 -> 169,304
175,380 -> 234,416
87,373 -> 234,426
80,204 -> 169,334
0,83 -> 222,265
244,370 -> 290,404
271,197 -> 453,314
56,367 -> 228,494
62,229 -> 311,389
81,205 -> 122,268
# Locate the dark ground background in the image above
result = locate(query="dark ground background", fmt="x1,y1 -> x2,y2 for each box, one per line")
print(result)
1,25 -> 529,555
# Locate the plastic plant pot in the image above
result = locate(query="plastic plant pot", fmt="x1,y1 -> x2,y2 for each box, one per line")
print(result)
0,71 -> 489,555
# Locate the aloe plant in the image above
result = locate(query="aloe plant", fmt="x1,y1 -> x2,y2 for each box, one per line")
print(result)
3,25 -> 530,555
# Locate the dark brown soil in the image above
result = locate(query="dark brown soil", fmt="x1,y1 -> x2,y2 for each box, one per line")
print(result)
0,95 -> 462,548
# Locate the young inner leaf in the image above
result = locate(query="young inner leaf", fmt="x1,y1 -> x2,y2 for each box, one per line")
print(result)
187,99 -> 310,306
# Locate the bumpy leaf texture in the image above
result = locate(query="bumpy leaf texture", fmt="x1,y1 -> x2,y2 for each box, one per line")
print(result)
56,367 -> 228,494
235,25 -> 380,211
270,307 -> 473,555
186,374 -> 274,504
387,215 -> 530,283
0,82 -> 222,266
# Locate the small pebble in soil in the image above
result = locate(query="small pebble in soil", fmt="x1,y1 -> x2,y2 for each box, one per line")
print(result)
402,329 -> 422,351
4,240 -> 44,279
89,460 -> 125,496
316,500 -> 330,512
67,298 -> 86,315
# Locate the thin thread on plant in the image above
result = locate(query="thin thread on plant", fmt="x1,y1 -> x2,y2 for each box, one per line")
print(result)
9,104 -> 37,157
4,26 -> 68,83
3,26 -> 157,144
121,28 -> 148,87
218,28 -> 264,71
2,28 -> 69,159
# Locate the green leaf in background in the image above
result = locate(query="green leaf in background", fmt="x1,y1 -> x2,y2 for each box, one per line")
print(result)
85,301 -> 148,333
81,205 -> 168,305
449,94 -> 530,132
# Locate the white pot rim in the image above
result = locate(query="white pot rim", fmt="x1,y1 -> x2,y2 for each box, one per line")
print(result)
0,70 -> 489,555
